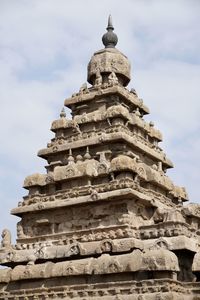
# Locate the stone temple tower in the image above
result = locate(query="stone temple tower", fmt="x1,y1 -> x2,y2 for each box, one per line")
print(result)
1,16 -> 200,300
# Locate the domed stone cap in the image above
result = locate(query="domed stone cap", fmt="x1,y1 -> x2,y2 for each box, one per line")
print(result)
87,16 -> 131,87
23,173 -> 47,188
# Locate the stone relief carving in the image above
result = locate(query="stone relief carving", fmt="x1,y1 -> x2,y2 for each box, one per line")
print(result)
96,239 -> 114,254
149,238 -> 170,251
16,221 -> 25,239
94,68 -> 103,88
108,71 -> 118,86
153,205 -> 185,224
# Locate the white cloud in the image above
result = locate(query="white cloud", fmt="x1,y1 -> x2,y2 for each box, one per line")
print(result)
0,0 -> 200,241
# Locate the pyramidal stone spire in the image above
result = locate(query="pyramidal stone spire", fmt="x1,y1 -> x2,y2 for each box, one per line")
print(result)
0,18 -> 200,300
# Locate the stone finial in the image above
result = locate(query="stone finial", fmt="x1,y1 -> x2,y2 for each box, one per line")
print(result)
67,149 -> 75,165
84,147 -> 91,160
102,15 -> 118,48
1,229 -> 11,248
130,88 -> 138,96
60,107 -> 66,118
76,154 -> 83,164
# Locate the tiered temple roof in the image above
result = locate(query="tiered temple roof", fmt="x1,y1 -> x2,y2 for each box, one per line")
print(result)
0,16 -> 200,300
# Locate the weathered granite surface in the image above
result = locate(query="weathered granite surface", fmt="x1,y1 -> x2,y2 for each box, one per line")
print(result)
0,15 -> 199,300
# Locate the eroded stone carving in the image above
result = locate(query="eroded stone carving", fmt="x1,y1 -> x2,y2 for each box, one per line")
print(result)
94,68 -> 103,88
108,71 -> 118,86
1,229 -> 12,249
79,83 -> 89,95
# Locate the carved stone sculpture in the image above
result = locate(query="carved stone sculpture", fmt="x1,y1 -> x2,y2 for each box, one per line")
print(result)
94,68 -> 103,88
1,229 -> 11,249
108,71 -> 119,86
79,82 -> 89,94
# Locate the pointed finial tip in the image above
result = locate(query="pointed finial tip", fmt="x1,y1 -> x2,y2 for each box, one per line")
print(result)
107,14 -> 113,30
102,15 -> 118,48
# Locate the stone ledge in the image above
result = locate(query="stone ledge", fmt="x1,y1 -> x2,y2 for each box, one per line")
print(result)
64,85 -> 149,115
11,188 -> 151,215
0,249 -> 179,283
38,131 -> 173,168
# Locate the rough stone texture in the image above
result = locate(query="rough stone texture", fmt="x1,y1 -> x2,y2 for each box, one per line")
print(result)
0,17 -> 200,300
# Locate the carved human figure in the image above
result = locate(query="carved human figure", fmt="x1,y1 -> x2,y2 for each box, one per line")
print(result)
1,229 -> 11,248
17,221 -> 25,238
108,71 -> 118,86
94,69 -> 102,88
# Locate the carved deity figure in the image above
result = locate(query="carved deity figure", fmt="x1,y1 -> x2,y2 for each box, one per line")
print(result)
1,229 -> 11,248
108,71 -> 118,86
94,69 -> 102,88
17,221 -> 25,239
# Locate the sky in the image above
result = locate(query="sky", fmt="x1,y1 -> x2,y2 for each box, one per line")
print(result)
0,0 -> 200,243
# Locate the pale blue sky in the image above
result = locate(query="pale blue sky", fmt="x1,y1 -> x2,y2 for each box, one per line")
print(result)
0,0 -> 200,242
